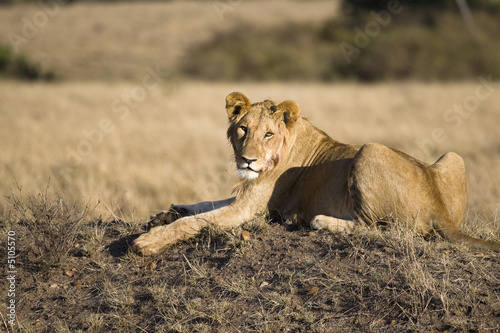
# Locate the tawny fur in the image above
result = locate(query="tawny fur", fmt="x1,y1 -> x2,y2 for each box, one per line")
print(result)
132,92 -> 500,255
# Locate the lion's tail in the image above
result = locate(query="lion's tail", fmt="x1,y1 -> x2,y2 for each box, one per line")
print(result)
434,222 -> 500,252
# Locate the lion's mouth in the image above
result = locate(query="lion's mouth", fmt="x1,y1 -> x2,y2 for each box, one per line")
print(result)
242,166 -> 260,173
237,166 -> 261,180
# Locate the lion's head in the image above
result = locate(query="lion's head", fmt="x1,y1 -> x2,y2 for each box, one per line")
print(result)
225,92 -> 301,180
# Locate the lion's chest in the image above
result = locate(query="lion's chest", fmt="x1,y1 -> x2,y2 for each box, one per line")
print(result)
269,160 -> 355,224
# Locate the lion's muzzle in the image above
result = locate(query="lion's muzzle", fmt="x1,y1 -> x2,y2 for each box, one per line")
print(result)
237,157 -> 261,180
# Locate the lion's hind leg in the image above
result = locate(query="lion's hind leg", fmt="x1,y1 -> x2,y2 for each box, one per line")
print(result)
310,215 -> 357,233
430,152 -> 467,228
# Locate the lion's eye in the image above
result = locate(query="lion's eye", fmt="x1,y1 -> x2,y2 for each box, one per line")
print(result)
238,126 -> 248,137
264,132 -> 274,138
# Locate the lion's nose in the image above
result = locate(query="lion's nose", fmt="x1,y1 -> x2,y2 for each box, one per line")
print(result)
242,156 -> 257,165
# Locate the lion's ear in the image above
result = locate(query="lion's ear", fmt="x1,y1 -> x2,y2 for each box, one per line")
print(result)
226,92 -> 251,120
277,100 -> 301,128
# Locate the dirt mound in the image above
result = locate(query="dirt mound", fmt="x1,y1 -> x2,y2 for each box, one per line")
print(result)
4,195 -> 499,331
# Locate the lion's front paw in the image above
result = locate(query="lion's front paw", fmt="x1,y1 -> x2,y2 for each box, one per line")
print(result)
132,227 -> 169,256
147,210 -> 174,229
147,205 -> 193,229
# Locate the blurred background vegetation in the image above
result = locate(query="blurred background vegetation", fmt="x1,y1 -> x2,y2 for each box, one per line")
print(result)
184,0 -> 500,81
0,44 -> 53,80
1,0 -> 499,81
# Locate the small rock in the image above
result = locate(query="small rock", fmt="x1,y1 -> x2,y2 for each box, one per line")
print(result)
50,283 -> 58,289
308,286 -> 319,295
291,299 -> 302,309
71,281 -> 81,287
64,270 -> 75,277
241,230 -> 251,241
146,261 -> 157,270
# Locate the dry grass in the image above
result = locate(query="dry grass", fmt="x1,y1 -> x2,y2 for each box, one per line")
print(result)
2,80 -> 500,221
1,80 -> 500,331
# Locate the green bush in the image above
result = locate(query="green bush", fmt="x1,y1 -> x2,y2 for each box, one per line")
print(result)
327,10 -> 500,81
182,24 -> 333,81
0,44 -> 54,80
342,0 -> 499,12
0,44 -> 12,71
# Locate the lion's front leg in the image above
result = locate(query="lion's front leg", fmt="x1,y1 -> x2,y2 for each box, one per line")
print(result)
133,215 -> 209,256
132,225 -> 175,256
133,201 -> 255,256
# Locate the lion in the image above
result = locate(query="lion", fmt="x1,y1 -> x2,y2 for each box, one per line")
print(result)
132,92 -> 500,255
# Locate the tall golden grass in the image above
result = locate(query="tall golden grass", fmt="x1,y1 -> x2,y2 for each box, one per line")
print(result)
2,80 -> 500,230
